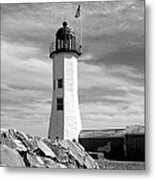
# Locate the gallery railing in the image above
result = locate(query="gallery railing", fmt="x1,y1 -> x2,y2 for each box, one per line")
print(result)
49,41 -> 82,57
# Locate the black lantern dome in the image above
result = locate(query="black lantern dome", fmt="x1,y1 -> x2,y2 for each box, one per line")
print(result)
56,22 -> 74,39
49,21 -> 82,58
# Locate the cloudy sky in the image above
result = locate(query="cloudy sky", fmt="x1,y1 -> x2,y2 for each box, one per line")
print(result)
1,1 -> 145,137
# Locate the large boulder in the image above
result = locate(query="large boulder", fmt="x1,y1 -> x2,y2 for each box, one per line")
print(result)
1,144 -> 25,167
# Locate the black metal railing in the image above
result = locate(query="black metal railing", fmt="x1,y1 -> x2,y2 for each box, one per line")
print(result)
49,41 -> 82,57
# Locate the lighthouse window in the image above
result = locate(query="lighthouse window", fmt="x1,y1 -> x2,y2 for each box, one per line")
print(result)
53,80 -> 55,90
58,79 -> 63,88
57,98 -> 63,111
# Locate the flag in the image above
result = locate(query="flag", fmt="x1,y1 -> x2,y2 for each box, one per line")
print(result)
75,5 -> 81,18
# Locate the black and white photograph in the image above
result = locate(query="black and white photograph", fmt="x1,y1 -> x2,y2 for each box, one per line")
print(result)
1,0 -> 145,170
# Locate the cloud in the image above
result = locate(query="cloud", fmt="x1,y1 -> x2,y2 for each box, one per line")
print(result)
78,60 -> 144,129
80,98 -> 144,129
1,40 -> 52,136
78,61 -> 144,89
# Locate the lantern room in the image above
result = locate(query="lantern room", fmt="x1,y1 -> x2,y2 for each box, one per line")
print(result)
49,21 -> 82,58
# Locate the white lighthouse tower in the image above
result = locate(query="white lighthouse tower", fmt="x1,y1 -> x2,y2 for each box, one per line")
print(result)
48,21 -> 82,140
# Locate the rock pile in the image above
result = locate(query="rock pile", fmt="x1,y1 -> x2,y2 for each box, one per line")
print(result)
0,128 -> 99,169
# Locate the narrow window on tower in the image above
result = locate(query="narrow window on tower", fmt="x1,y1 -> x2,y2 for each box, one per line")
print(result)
58,78 -> 63,88
57,98 -> 63,111
53,80 -> 55,90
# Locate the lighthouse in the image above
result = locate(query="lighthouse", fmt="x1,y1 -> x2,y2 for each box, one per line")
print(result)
48,21 -> 82,140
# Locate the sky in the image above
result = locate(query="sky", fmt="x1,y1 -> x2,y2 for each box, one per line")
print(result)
1,0 -> 145,137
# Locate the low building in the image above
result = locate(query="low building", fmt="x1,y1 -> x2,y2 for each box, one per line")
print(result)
79,125 -> 145,161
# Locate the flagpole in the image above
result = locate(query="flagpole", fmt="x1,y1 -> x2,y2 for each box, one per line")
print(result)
75,5 -> 82,53
80,5 -> 82,51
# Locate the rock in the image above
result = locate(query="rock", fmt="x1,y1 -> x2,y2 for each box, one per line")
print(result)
1,136 -> 17,149
27,153 -> 45,168
13,139 -> 27,152
42,157 -> 56,168
56,148 -> 69,163
1,128 -> 8,138
0,128 -> 99,169
42,139 -> 69,163
1,128 -> 35,152
60,140 -> 84,167
43,157 -> 67,168
36,139 -> 56,158
1,144 -> 25,167
56,163 -> 68,168
14,130 -> 35,151
84,152 -> 99,169
60,140 -> 99,169
74,141 -> 85,151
